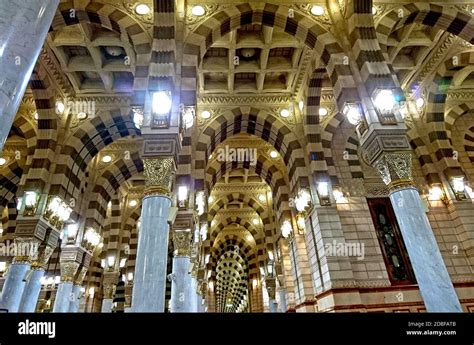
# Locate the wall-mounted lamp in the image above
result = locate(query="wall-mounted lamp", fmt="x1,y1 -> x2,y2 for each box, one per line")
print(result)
181,106 -> 195,130
119,258 -> 127,269
44,196 -> 72,229
252,278 -> 258,289
317,182 -> 331,206
296,213 -> 306,233
450,176 -> 467,200
332,187 -> 345,203
294,188 -> 312,213
195,191 -> 205,216
83,227 -> 101,252
343,103 -> 362,125
177,185 -> 188,208
0,261 -> 7,277
281,219 -> 293,239
151,91 -> 172,128
428,184 -> 448,205
22,191 -> 39,216
65,223 -> 78,244
107,255 -> 116,270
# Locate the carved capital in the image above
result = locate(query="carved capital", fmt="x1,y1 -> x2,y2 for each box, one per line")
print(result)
143,157 -> 175,196
374,152 -> 414,192
13,237 -> 40,264
60,262 -> 80,283
103,282 -> 116,299
74,266 -> 88,285
172,230 -> 192,257
266,277 -> 277,299
31,245 -> 55,269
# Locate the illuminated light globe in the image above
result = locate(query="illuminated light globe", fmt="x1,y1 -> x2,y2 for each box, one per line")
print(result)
152,91 -> 172,115
281,220 -> 293,238
374,89 -> 396,113
295,189 -> 311,212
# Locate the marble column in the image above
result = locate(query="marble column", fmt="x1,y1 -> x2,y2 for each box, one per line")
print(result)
278,288 -> 288,312
170,230 -> 194,312
131,157 -> 175,312
0,261 -> 30,312
269,299 -> 278,313
190,275 -> 198,312
68,285 -> 82,312
53,262 -> 80,312
101,299 -> 113,313
375,152 -> 462,312
18,268 -> 44,312
0,0 -> 60,150
18,245 -> 55,312
68,266 -> 88,312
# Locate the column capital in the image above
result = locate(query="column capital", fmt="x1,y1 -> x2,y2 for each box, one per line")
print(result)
103,272 -> 119,299
74,266 -> 89,285
31,245 -> 55,270
374,151 -> 414,192
143,157 -> 176,197
60,262 -> 80,283
12,237 -> 41,264
172,229 -> 192,257
266,277 -> 277,299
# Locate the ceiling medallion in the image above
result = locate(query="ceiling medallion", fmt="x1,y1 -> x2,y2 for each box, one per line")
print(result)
292,4 -> 332,30
122,0 -> 153,25
186,4 -> 220,25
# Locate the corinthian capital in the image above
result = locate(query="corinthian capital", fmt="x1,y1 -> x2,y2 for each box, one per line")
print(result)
143,157 -> 175,196
172,230 -> 192,257
374,152 -> 414,191
32,245 -> 55,269
60,262 -> 80,283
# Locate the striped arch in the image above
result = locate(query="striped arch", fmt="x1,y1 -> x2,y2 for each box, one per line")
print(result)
182,3 -> 346,107
11,115 -> 37,156
51,110 -> 140,202
0,162 -> 23,210
84,154 -> 143,231
215,251 -> 248,312
53,1 -> 152,106
420,53 -> 474,182
210,235 -> 258,278
446,103 -> 474,140
376,3 -> 474,50
205,157 -> 290,222
346,1 -> 401,99
195,107 -> 307,193
101,195 -> 121,253
465,126 -> 474,163
0,200 -> 18,246
344,133 -> 364,179
22,63 -> 59,194
208,192 -> 275,255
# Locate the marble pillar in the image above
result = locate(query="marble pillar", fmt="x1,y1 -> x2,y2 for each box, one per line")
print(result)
53,282 -> 74,312
131,157 -> 175,312
101,299 -> 113,313
0,0 -> 59,150
18,268 -> 44,312
53,262 -> 80,312
390,187 -> 462,312
131,196 -> 171,312
375,152 -> 462,312
170,230 -> 194,312
68,285 -> 82,312
0,262 -> 30,312
269,299 -> 278,313
278,288 -> 288,312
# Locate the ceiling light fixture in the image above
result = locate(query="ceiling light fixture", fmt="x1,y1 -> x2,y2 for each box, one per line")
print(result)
310,5 -> 325,16
201,110 -> 211,119
56,101 -> 65,114
191,5 -> 206,16
280,108 -> 290,118
135,4 -> 151,15
152,91 -> 172,115
0,158 -> 6,166
102,155 -> 112,163
258,194 -> 265,202
343,103 -> 362,125
415,97 -> 425,109
319,107 -> 328,116
129,199 -> 138,207
270,150 -> 278,158
252,219 -> 259,225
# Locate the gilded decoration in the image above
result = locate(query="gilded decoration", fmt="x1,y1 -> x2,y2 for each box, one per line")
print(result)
31,245 -> 55,269
374,152 -> 414,192
143,157 -> 175,196
172,230 -> 192,257
60,262 -> 80,283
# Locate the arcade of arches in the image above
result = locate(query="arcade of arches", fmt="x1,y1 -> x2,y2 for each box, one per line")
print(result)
1,0 -> 474,313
